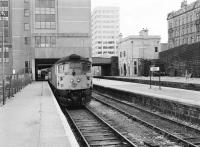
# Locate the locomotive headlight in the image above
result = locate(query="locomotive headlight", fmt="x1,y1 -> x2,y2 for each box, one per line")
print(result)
77,78 -> 81,83
70,79 -> 74,83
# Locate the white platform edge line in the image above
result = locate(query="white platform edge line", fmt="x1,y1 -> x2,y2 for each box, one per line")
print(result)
47,83 -> 80,147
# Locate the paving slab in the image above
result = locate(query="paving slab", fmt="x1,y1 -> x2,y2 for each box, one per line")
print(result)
93,78 -> 200,107
0,82 -> 79,147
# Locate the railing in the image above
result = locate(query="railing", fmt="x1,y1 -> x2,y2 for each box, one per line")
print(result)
0,74 -> 32,105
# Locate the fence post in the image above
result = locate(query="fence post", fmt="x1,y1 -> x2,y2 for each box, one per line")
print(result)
10,75 -> 13,97
17,74 -> 19,92
2,77 -> 5,105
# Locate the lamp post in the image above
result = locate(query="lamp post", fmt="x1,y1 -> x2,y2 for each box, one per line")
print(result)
1,11 -> 5,105
131,40 -> 133,76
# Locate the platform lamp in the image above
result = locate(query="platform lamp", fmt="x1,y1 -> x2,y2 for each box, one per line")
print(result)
1,11 -> 5,105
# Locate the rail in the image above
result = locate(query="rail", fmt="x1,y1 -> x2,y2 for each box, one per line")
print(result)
63,106 -> 137,147
92,91 -> 200,147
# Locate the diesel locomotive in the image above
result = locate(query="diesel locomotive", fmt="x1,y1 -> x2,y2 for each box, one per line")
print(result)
48,54 -> 92,106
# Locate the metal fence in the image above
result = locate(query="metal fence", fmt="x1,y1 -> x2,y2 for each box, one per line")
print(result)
0,74 -> 32,105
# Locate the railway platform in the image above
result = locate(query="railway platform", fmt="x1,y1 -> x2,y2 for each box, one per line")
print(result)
95,76 -> 200,91
93,78 -> 200,124
0,82 -> 79,147
93,78 -> 200,106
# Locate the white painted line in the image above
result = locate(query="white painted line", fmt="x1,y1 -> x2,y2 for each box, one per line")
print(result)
48,84 -> 80,147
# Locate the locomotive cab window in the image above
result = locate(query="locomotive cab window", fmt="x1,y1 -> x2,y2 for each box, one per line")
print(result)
64,63 -> 69,73
70,62 -> 81,69
58,64 -> 64,74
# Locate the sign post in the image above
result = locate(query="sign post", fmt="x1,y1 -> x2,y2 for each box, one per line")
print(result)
159,70 -> 161,90
150,67 -> 161,90
149,70 -> 152,89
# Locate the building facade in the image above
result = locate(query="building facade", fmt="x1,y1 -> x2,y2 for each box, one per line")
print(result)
118,29 -> 161,76
11,0 -> 91,80
168,0 -> 200,49
0,0 -> 12,76
162,0 -> 200,77
160,43 -> 168,52
91,7 -> 119,57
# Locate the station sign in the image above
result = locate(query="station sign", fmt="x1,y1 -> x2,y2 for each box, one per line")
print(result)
150,67 -> 160,71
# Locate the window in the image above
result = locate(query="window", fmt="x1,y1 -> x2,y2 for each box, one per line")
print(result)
155,47 -> 158,52
120,52 -> 122,57
51,36 -> 56,47
24,23 -> 30,30
0,1 -> 8,7
0,58 -> 9,63
24,0 -> 29,3
35,0 -> 56,29
35,36 -> 56,47
24,9 -> 30,16
35,36 -> 40,47
5,58 -> 9,63
58,64 -> 64,74
41,36 -> 45,47
124,51 -> 126,57
35,22 -> 40,28
24,37 -> 30,45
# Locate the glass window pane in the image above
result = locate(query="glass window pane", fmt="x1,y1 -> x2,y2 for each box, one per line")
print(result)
40,14 -> 46,21
51,22 -> 56,29
24,23 -> 30,30
35,8 -> 40,14
45,22 -> 50,29
41,22 -> 45,28
35,36 -> 40,47
35,22 -> 40,29
46,36 -> 50,47
51,37 -> 56,47
46,8 -> 50,14
50,8 -> 55,14
24,9 -> 30,16
35,14 -> 41,22
40,8 -> 45,14
50,0 -> 55,8
41,36 -> 45,47
24,0 -> 29,3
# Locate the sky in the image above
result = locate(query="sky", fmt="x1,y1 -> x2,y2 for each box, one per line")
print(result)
91,0 -> 196,43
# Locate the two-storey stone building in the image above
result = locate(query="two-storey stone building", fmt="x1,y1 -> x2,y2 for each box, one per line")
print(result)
118,29 -> 160,76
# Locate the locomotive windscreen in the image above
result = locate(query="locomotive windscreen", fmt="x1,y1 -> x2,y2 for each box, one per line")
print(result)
70,62 -> 81,69
82,62 -> 91,72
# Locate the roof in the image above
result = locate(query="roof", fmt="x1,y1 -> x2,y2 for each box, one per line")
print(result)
118,35 -> 161,44
55,54 -> 90,65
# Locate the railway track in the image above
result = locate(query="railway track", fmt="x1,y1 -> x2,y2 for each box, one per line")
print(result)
63,106 -> 137,147
92,91 -> 200,147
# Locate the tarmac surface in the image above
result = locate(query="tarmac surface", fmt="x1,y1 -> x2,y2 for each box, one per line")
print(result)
112,76 -> 200,84
93,78 -> 200,107
0,82 -> 79,147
